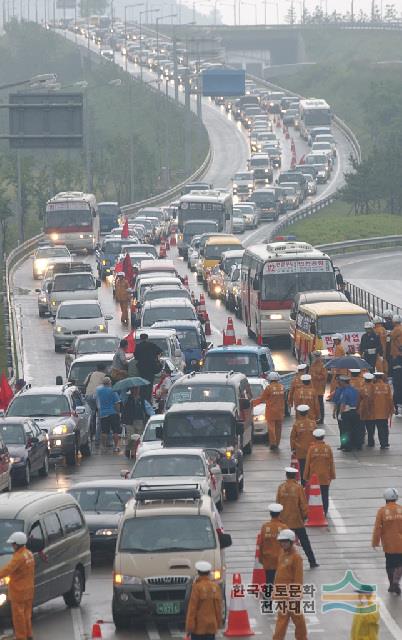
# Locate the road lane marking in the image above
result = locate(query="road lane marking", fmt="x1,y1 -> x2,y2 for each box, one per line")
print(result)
329,497 -> 347,534
378,597 -> 402,639
71,608 -> 85,640
146,622 -> 161,640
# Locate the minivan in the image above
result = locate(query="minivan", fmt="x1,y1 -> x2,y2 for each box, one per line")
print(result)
0,491 -> 90,616
289,290 -> 348,348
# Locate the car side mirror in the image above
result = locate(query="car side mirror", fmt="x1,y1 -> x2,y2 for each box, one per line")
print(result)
75,406 -> 86,415
105,314 -> 113,321
48,318 -> 55,324
155,426 -> 163,439
66,347 -> 74,354
239,398 -> 251,411
120,469 -> 130,478
174,349 -> 182,358
252,277 -> 260,291
310,323 -> 317,335
47,284 -> 52,293
27,538 -> 45,554
236,421 -> 244,436
289,310 -> 296,320
218,532 -> 232,549
35,288 -> 41,293
96,279 -> 101,288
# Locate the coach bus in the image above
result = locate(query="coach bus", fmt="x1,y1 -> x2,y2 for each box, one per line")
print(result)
299,98 -> 331,140
240,241 -> 336,342
44,191 -> 99,252
177,190 -> 233,235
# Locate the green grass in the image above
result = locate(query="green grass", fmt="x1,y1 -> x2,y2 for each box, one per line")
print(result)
286,201 -> 402,245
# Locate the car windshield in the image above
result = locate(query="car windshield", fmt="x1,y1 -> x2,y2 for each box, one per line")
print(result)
0,425 -> 26,445
142,306 -> 196,326
168,384 -> 236,407
250,158 -> 269,167
98,204 -> 119,215
165,413 -> 234,447
53,274 -> 94,292
58,304 -> 101,320
36,247 -> 69,259
69,361 -> 112,385
205,244 -> 240,259
234,173 -> 252,181
69,488 -> 134,512
204,353 -> 259,376
175,329 -> 201,350
318,314 -> 368,335
7,394 -> 70,417
221,257 -> 242,274
184,222 -> 217,236
102,241 -> 123,254
0,520 -> 24,555
313,143 -> 331,150
132,454 -> 205,478
77,337 -> 119,354
143,420 -> 164,442
119,515 -> 216,553
306,155 -> 328,165
45,210 -> 92,228
145,289 -> 189,302
250,193 -> 275,205
262,271 -> 336,302
283,187 -> 296,195
249,383 -> 264,398
234,206 -> 253,215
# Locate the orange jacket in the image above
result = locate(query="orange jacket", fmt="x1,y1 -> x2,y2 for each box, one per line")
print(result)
391,325 -> 402,358
185,575 -> 222,635
0,546 -> 34,602
276,479 -> 308,529
372,502 -> 402,553
372,380 -> 394,420
310,360 -> 327,395
304,441 -> 336,486
359,383 -> 375,420
274,547 -> 303,598
115,278 -> 131,303
252,381 -> 285,421
375,355 -> 388,375
259,519 -> 288,570
290,417 -> 317,460
288,373 -> 303,408
334,344 -> 346,357
292,385 -> 320,421
374,325 -> 387,356
350,376 -> 365,394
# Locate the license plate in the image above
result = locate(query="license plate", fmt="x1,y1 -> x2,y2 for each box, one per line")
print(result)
155,601 -> 181,615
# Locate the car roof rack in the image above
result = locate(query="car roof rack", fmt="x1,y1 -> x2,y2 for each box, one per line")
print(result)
135,483 -> 201,504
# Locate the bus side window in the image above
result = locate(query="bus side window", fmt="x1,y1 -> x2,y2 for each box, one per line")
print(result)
310,322 -> 317,335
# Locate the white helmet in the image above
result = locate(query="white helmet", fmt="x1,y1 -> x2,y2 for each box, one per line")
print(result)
7,532 -> 27,546
268,503 -> 283,513
373,316 -> 383,324
364,321 -> 374,329
384,488 -> 399,501
195,560 -> 212,572
268,371 -> 280,381
332,333 -> 343,341
393,315 -> 401,323
383,309 -> 393,318
277,529 -> 296,542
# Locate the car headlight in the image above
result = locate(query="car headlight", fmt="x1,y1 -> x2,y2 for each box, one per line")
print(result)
98,324 -> 106,331
264,169 -> 269,173
233,183 -> 238,189
35,259 -> 48,271
51,300 -> 57,307
114,574 -> 142,585
268,314 -> 283,320
56,325 -> 67,333
102,259 -> 107,265
39,295 -> 47,303
255,415 -> 265,422
248,183 -> 253,188
9,456 -> 23,464
213,570 -> 221,580
50,233 -> 59,241
52,425 -> 68,435
0,577 -> 10,587
95,528 -> 118,536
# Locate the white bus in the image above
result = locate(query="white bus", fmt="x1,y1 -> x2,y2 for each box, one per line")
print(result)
44,191 -> 99,252
177,190 -> 233,235
240,241 -> 336,342
299,98 -> 331,140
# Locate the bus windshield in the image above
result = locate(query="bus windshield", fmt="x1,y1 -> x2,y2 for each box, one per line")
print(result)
262,270 -> 335,302
45,210 -> 92,229
303,110 -> 331,127
205,243 -> 240,259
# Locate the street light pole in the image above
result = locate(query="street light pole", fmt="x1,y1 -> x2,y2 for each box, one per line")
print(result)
124,3 -> 144,72
156,13 -> 177,89
140,7 -> 159,81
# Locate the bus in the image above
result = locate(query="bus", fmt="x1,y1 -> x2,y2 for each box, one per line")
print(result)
177,190 -> 233,235
44,191 -> 99,252
240,241 -> 336,342
299,99 -> 331,140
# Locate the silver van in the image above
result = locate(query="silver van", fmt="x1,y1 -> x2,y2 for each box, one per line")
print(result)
0,491 -> 91,615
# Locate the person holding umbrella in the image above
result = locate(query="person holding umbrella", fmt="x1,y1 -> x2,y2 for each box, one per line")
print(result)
114,376 -> 153,458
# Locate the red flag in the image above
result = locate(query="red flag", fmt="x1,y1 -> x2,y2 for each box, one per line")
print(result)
114,260 -> 123,275
124,330 -> 136,354
123,253 -> 134,286
0,373 -> 13,410
121,217 -> 129,239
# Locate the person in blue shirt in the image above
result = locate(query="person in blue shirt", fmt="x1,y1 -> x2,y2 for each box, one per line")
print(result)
96,376 -> 121,452
332,376 -> 361,451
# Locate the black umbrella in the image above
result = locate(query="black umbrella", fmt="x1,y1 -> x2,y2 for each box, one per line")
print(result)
325,355 -> 371,370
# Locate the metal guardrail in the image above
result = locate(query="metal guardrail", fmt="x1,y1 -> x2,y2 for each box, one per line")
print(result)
316,235 -> 402,255
346,281 -> 401,317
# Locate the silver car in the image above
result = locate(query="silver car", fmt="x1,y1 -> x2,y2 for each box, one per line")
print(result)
32,245 -> 71,279
50,300 -> 112,352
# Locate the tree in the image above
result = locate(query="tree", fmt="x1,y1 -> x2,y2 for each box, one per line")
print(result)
384,4 -> 397,21
285,2 -> 297,25
80,0 -> 109,18
0,186 -> 14,263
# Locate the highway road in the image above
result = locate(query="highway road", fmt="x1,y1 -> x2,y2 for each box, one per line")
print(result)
6,29 -> 402,640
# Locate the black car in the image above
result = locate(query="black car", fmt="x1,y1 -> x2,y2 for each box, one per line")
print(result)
0,418 -> 49,486
69,480 -> 137,552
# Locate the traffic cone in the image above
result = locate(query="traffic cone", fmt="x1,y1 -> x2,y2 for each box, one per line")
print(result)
306,473 -> 328,527
282,124 -> 286,134
198,293 -> 206,320
224,573 -> 254,637
285,127 -> 290,139
183,274 -> 189,289
223,329 -> 227,345
159,241 -> 166,258
273,116 -> 276,125
290,153 -> 296,169
257,333 -> 263,346
236,338 -> 242,345
290,453 -> 300,481
251,533 -> 265,587
291,138 -> 296,153
170,232 -> 176,246
225,317 -> 236,345
190,290 -> 196,306
276,117 -> 281,128
165,236 -> 170,250
204,311 -> 211,336
91,622 -> 102,638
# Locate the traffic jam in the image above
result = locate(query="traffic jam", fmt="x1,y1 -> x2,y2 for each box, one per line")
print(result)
2,30 -> 402,640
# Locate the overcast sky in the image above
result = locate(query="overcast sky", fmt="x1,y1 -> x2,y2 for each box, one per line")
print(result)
193,0 -> 402,25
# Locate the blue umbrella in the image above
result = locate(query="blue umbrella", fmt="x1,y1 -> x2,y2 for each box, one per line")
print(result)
325,356 -> 370,370
113,376 -> 150,392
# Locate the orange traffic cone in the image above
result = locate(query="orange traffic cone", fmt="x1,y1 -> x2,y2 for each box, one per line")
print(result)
224,317 -> 236,345
159,241 -> 166,258
204,311 -> 211,336
170,232 -> 176,246
290,453 -> 300,481
165,236 -> 170,250
198,293 -> 206,319
306,473 -> 328,527
91,621 -> 102,638
285,127 -> 290,139
290,153 -> 296,169
291,138 -> 296,152
224,573 -> 254,637
251,534 -> 265,587
257,333 -> 263,346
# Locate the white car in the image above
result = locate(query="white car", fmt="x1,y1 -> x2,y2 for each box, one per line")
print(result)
136,415 -> 164,459
248,377 -> 268,439
32,245 -> 71,279
232,216 -> 245,234
125,447 -> 224,511
50,300 -> 112,352
187,236 -> 201,270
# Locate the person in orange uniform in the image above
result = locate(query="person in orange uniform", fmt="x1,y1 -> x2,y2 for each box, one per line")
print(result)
350,369 -> 364,394
287,364 -> 308,410
360,372 -> 376,447
258,503 -> 288,587
303,428 -> 336,516
272,529 -> 308,640
310,351 -> 327,424
373,316 -> 387,359
372,488 -> 402,595
185,560 -> 222,640
276,467 -> 318,568
372,371 -> 394,449
291,374 -> 320,421
115,272 -> 131,325
0,531 -> 35,640
290,404 -> 316,485
329,333 -> 346,396
391,316 -> 402,359
252,371 -> 285,451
